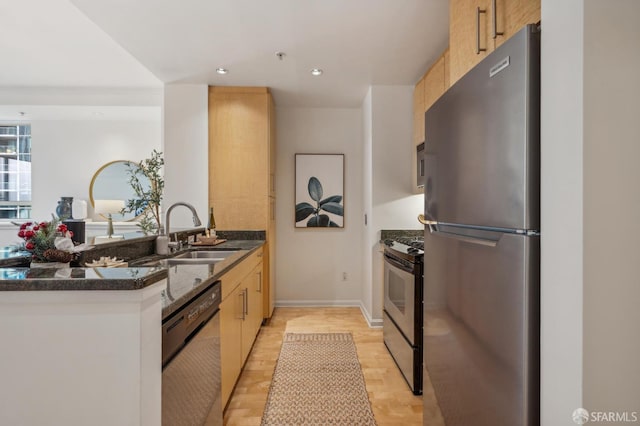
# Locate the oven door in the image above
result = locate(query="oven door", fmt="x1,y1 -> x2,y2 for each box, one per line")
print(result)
383,253 -> 416,345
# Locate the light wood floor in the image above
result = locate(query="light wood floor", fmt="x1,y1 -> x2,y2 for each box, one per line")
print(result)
223,307 -> 425,425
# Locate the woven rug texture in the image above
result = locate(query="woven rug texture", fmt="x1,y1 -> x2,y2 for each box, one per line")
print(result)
261,332 -> 377,426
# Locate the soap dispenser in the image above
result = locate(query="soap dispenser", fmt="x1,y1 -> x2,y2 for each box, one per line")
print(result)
156,228 -> 169,255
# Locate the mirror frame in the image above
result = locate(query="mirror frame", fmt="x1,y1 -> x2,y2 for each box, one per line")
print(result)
89,160 -> 150,222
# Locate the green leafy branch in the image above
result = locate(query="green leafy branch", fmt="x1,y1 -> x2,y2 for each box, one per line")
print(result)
121,150 -> 164,234
295,176 -> 343,227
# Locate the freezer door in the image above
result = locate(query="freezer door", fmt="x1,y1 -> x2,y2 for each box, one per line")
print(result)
424,25 -> 540,230
423,226 -> 539,426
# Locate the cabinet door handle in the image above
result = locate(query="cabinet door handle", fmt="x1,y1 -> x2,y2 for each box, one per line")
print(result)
257,271 -> 262,293
243,288 -> 248,316
238,290 -> 246,320
476,7 -> 487,54
491,0 -> 503,39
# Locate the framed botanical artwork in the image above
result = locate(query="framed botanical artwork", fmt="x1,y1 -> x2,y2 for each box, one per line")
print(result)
295,154 -> 344,228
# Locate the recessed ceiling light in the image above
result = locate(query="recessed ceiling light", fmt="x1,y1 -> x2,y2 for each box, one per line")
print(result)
216,68 -> 228,75
310,68 -> 323,76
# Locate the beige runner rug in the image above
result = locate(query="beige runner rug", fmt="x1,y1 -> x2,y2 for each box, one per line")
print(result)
261,333 -> 377,426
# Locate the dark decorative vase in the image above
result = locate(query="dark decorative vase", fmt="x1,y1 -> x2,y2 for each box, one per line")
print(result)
63,220 -> 85,244
56,197 -> 73,220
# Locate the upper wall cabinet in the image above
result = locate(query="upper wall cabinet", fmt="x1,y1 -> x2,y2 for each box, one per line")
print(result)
412,50 -> 449,193
413,50 -> 449,148
412,0 -> 539,191
412,77 -> 425,147
423,53 -> 447,114
449,0 -> 493,85
493,0 -> 541,49
449,0 -> 540,85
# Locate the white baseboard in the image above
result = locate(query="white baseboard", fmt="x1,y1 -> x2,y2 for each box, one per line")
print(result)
274,299 -> 383,329
359,302 -> 383,328
275,299 -> 361,308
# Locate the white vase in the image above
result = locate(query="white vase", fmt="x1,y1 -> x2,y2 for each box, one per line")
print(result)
72,199 -> 88,220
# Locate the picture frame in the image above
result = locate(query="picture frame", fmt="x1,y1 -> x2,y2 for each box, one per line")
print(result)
294,154 -> 344,228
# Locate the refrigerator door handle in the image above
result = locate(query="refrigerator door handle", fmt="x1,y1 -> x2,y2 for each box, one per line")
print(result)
418,214 -> 439,233
428,229 -> 499,248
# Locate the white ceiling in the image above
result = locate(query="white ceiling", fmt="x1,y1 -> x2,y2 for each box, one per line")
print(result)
0,0 -> 449,109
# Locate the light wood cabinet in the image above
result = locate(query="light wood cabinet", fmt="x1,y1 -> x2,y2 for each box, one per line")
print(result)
449,0 -> 493,85
412,0 -> 539,189
444,49 -> 451,89
219,247 -> 264,408
208,86 -> 276,320
266,196 -> 275,315
220,284 -> 243,406
241,263 -> 263,362
412,77 -> 425,146
424,54 -> 447,114
494,0 -> 541,48
412,50 -> 449,192
449,0 -> 540,85
411,77 -> 426,194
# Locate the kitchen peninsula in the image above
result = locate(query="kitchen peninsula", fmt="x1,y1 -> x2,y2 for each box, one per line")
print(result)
0,234 -> 265,426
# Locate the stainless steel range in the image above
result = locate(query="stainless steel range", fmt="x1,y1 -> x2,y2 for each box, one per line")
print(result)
382,236 -> 424,395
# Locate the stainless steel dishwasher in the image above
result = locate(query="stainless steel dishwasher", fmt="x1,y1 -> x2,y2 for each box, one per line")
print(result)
161,281 -> 222,426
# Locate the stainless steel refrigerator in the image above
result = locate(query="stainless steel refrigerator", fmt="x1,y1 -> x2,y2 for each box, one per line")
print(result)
422,25 -> 540,426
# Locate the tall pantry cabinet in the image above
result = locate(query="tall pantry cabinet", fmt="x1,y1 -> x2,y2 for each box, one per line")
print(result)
208,86 -> 276,319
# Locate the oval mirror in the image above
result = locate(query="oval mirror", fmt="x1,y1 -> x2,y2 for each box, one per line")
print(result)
89,160 -> 151,221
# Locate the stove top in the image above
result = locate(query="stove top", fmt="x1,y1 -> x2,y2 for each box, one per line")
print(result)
393,236 -> 424,250
383,237 -> 424,262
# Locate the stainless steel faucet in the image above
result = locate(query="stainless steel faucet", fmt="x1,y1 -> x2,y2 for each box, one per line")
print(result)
164,202 -> 202,243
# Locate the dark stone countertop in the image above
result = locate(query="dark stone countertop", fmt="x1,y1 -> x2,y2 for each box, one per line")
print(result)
0,247 -> 31,267
142,240 -> 265,319
0,239 -> 265,321
380,229 -> 423,241
0,266 -> 168,291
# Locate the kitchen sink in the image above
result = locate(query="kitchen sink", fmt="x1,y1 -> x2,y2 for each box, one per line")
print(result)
173,250 -> 239,260
165,257 -> 224,265
163,249 -> 240,265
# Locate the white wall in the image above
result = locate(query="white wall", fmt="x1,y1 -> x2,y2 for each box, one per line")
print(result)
162,84 -> 209,231
275,107 -> 364,306
31,120 -> 160,219
0,88 -> 162,246
362,86 -> 423,323
540,0 -> 585,422
542,0 -> 640,421
0,118 -> 160,246
583,0 -> 640,415
362,89 -> 374,321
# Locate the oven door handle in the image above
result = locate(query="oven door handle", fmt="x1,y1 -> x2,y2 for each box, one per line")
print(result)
383,253 -> 415,274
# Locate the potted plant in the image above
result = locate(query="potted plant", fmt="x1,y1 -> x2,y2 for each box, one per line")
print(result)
121,150 -> 164,234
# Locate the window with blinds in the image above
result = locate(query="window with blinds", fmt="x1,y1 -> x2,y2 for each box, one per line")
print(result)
0,124 -> 31,219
